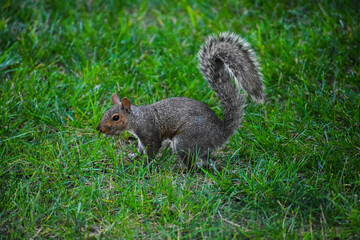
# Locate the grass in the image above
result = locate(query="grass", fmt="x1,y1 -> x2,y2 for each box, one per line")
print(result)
1,0 -> 359,238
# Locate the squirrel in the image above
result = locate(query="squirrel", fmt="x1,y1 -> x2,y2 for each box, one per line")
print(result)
97,32 -> 265,169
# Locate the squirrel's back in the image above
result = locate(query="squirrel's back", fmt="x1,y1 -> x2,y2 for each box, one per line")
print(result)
144,97 -> 224,139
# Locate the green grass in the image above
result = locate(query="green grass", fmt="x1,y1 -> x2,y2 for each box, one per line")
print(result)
1,0 -> 359,239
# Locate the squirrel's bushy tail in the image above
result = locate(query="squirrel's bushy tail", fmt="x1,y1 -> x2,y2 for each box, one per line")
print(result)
197,32 -> 265,136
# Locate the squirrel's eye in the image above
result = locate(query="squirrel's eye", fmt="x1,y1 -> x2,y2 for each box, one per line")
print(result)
112,115 -> 120,121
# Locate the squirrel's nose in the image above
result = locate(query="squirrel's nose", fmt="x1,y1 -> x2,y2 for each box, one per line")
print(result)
96,124 -> 102,133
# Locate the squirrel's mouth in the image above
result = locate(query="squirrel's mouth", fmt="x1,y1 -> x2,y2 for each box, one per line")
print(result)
97,124 -> 110,136
108,130 -> 123,136
97,126 -> 123,136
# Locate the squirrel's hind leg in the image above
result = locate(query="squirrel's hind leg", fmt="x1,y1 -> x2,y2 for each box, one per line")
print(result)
171,136 -> 211,170
143,141 -> 162,159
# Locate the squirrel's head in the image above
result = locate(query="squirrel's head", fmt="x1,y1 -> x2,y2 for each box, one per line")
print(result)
97,93 -> 132,136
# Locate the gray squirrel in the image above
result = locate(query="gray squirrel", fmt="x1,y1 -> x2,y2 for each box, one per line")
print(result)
97,32 -> 265,169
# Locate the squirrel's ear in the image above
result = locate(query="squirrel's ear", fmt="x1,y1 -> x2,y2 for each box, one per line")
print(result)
111,93 -> 121,105
121,97 -> 132,113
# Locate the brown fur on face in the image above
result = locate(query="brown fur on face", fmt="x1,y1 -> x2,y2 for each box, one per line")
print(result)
97,94 -> 133,136
97,112 -> 128,135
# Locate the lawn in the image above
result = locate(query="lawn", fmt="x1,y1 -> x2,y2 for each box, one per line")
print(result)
1,0 -> 359,239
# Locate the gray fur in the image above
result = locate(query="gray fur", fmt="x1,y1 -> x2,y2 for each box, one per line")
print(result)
97,32 -> 265,169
